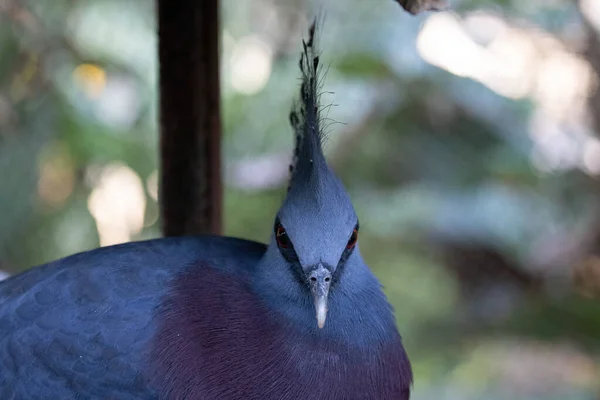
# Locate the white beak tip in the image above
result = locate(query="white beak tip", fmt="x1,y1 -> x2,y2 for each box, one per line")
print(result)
316,302 -> 327,329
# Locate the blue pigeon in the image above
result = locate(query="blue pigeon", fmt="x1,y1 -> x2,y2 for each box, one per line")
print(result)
0,22 -> 412,399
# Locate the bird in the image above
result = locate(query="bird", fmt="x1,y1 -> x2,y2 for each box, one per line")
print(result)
0,21 -> 413,400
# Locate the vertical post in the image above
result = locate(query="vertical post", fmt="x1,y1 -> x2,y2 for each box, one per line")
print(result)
157,0 -> 222,236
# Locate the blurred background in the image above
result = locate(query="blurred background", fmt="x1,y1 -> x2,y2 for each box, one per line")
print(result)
1,0 -> 600,398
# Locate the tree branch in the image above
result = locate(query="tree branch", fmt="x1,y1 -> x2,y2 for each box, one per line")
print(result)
395,0 -> 450,15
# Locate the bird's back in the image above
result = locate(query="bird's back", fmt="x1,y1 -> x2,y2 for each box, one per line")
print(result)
0,236 -> 266,399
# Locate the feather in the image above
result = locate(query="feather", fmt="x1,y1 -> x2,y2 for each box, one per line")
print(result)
288,19 -> 326,188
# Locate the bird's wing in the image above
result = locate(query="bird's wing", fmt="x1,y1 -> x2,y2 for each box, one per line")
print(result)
0,244 -> 171,399
0,236 -> 266,399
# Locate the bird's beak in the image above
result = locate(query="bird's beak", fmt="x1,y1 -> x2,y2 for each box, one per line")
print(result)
308,264 -> 332,329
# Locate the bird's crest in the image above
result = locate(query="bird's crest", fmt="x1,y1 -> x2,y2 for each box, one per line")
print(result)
274,17 -> 358,296
288,20 -> 325,191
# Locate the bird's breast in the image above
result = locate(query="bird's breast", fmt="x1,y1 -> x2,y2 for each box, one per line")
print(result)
147,264 -> 411,400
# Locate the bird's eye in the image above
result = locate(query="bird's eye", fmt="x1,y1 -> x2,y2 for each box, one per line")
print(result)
275,224 -> 291,248
346,227 -> 358,249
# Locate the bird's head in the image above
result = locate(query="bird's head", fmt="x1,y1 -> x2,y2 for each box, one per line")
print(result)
273,162 -> 359,330
259,21 -> 368,331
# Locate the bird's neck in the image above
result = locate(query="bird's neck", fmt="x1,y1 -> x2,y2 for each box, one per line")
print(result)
252,247 -> 399,348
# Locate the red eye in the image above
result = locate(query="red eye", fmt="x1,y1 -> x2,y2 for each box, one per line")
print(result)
347,228 -> 358,249
276,224 -> 291,248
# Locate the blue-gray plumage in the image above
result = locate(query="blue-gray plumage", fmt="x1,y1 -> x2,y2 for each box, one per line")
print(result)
0,21 -> 412,399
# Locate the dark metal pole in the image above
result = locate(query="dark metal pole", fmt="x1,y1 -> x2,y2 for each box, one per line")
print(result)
157,0 -> 222,236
